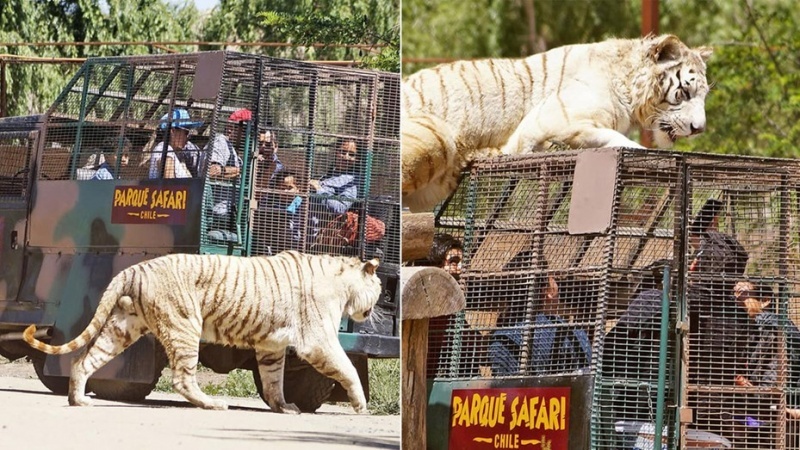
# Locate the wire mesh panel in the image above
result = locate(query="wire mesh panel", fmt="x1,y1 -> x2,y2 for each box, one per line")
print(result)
593,151 -> 683,450
32,51 -> 400,268
428,152 -> 601,380
426,148 -> 800,450
683,155 -> 797,450
0,116 -> 35,198
250,61 -> 400,267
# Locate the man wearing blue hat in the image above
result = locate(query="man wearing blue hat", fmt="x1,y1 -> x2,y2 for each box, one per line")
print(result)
147,108 -> 203,179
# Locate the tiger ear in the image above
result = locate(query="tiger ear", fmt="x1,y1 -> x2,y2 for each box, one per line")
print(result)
363,258 -> 379,275
647,34 -> 684,63
695,46 -> 713,63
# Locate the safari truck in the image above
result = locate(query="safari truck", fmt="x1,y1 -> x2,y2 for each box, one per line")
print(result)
0,51 -> 400,412
426,148 -> 800,449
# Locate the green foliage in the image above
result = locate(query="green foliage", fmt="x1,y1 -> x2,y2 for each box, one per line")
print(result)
367,358 -> 400,415
402,0 -> 800,159
671,0 -> 800,157
256,1 -> 399,71
402,0 -> 638,74
201,369 -> 259,398
1,0 -> 396,117
0,0 -> 201,117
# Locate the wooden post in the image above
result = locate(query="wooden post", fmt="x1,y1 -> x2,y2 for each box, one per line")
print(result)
0,59 -> 6,118
401,266 -> 465,450
641,0 -> 659,148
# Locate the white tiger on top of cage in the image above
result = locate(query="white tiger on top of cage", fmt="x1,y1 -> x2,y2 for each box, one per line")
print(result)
402,34 -> 713,212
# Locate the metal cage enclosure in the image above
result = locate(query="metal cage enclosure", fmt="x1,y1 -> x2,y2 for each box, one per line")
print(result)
427,147 -> 800,450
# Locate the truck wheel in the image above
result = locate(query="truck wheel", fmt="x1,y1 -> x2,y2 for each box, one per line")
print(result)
31,354 -> 70,395
87,344 -> 167,402
252,362 -> 335,413
87,378 -> 159,402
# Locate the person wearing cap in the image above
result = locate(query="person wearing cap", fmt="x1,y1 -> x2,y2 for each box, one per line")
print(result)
148,108 -> 203,179
206,108 -> 248,181
204,108 -> 249,241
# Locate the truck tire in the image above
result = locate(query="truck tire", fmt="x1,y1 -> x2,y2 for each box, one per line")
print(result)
31,354 -> 70,395
87,343 -> 167,402
252,361 -> 335,413
87,378 -> 160,402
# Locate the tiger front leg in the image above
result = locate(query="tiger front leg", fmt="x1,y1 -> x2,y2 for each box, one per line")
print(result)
254,347 -> 300,415
501,94 -> 646,154
298,343 -> 368,414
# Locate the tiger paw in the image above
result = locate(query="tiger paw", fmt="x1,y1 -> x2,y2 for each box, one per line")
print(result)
68,394 -> 93,407
274,402 -> 301,415
202,399 -> 228,410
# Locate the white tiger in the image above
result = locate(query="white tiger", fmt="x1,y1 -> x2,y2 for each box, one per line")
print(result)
402,34 -> 713,212
23,251 -> 381,414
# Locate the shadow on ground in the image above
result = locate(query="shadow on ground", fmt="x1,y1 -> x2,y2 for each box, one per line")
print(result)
195,429 -> 399,449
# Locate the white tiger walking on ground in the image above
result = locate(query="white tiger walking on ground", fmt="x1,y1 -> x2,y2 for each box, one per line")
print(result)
22,251 -> 382,414
402,34 -> 712,212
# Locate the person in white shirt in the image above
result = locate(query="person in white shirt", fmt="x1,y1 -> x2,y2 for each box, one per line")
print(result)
147,108 -> 203,179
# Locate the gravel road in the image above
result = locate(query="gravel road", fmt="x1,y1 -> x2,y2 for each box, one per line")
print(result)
0,358 -> 400,449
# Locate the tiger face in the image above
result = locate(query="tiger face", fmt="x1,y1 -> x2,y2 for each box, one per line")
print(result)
346,258 -> 382,322
649,49 -> 712,148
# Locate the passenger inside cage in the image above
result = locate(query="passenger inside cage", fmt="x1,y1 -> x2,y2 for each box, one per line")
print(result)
308,137 -> 386,253
687,198 -> 751,386
259,168 -> 303,250
732,280 -> 800,417
206,109 -> 250,243
602,259 -> 672,423
147,108 -> 204,179
488,265 -> 592,377
78,136 -> 133,180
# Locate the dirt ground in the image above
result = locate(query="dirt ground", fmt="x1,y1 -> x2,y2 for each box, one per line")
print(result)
0,355 -> 231,386
0,356 -> 400,449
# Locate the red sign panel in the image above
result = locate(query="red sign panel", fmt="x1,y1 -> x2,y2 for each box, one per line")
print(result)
111,185 -> 189,225
449,387 -> 571,450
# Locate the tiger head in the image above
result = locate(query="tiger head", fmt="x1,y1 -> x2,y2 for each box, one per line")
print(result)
346,258 -> 382,322
635,34 -> 713,148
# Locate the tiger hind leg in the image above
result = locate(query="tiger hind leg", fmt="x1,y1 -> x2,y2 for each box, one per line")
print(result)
401,114 -> 462,213
255,347 -> 300,414
162,334 -> 227,410
68,310 -> 147,406
298,342 -> 367,414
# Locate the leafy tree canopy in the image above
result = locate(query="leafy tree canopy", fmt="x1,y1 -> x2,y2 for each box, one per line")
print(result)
402,0 -> 800,158
1,0 -> 397,117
